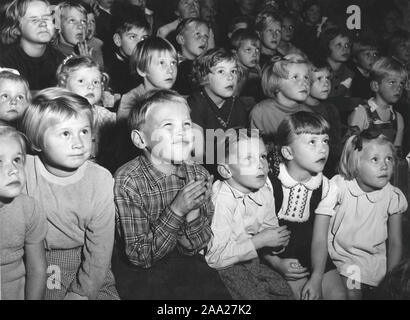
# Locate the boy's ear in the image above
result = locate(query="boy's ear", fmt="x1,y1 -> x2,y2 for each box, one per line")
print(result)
281,146 -> 294,161
217,163 -> 232,179
176,34 -> 185,45
131,129 -> 147,150
136,68 -> 146,78
370,80 -> 379,93
113,33 -> 122,48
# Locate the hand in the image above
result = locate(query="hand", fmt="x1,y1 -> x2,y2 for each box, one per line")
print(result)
340,77 -> 352,89
301,276 -> 322,300
102,90 -> 121,109
252,226 -> 290,249
171,179 -> 208,216
76,40 -> 93,57
64,292 -> 89,300
274,258 -> 310,281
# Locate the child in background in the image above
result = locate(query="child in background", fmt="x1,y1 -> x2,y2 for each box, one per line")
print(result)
0,0 -> 64,91
350,36 -> 380,100
255,10 -> 283,68
250,54 -> 311,145
388,30 -> 410,71
305,60 -> 342,177
56,55 -> 116,162
0,126 -> 47,300
83,3 -> 104,69
206,128 -> 294,300
227,15 -> 253,40
0,71 -> 31,127
268,111 -> 346,300
327,130 -> 407,299
21,88 -> 119,300
174,18 -> 210,95
113,89 -> 231,300
231,28 -> 264,102
278,12 -> 303,57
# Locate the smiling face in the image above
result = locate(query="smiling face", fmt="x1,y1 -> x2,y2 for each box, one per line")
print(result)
236,39 -> 260,69
65,66 -> 103,106
304,4 -> 321,25
141,101 -> 194,164
41,114 -> 92,177
60,7 -> 87,46
141,51 -> 178,90
180,22 -> 209,59
328,35 -> 351,63
0,136 -> 25,205
205,59 -> 239,102
356,140 -> 394,192
260,18 -> 282,52
0,80 -> 29,123
278,63 -> 310,103
19,0 -> 55,45
310,69 -> 331,100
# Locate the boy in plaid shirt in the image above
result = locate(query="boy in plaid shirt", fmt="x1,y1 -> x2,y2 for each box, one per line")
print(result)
113,89 -> 231,299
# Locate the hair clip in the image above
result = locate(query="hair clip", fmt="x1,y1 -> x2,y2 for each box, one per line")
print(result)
62,54 -> 75,66
0,67 -> 20,75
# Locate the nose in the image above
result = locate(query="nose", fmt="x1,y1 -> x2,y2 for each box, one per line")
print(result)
6,163 -> 19,176
9,96 -> 17,105
72,134 -> 84,149
166,63 -> 175,75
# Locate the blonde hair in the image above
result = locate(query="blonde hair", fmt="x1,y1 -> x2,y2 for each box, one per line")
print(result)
0,71 -> 31,102
338,132 -> 395,180
21,87 -> 93,152
0,125 -> 27,159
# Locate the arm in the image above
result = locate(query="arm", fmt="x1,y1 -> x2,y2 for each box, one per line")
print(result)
394,112 -> 404,149
387,213 -> 402,272
347,105 -> 368,132
24,241 -> 47,300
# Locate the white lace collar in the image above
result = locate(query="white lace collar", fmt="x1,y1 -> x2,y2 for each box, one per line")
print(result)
278,163 -> 323,191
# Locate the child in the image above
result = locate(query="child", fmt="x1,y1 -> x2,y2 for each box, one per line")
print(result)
0,71 -> 31,127
117,37 -> 178,121
305,60 -> 342,177
174,18 -> 210,95
388,30 -> 410,71
83,3 -> 104,69
0,0 -> 64,91
56,55 -> 116,161
113,89 -> 231,300
21,88 -> 119,300
205,128 -> 294,300
268,111 -> 346,300
0,126 -> 47,300
231,28 -> 264,102
250,53 -> 312,145
255,10 -> 283,68
278,12 -> 303,57
326,130 -> 407,299
227,15 -> 253,40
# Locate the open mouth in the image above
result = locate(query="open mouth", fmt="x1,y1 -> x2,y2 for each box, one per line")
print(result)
85,93 -> 95,98
6,181 -> 21,187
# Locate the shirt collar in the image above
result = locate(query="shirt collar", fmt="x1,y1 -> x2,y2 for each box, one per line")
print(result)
98,5 -> 111,15
223,181 -> 264,206
367,97 -> 393,113
346,178 -> 387,203
278,163 -> 322,190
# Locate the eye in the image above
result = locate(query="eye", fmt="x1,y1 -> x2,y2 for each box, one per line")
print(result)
309,139 -> 316,145
386,156 -> 394,162
16,95 -> 25,101
81,128 -> 90,135
183,121 -> 192,128
163,122 -> 172,128
170,60 -> 177,66
216,69 -> 225,75
323,138 -> 329,144
260,154 -> 267,160
62,131 -> 70,137
0,93 -> 8,101
231,69 -> 238,76
68,18 -> 76,24
13,156 -> 23,165
78,79 -> 84,84
93,80 -> 101,86
371,157 -> 378,163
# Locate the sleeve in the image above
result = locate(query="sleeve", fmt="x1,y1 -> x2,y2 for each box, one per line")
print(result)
117,89 -> 137,121
24,198 -> 47,245
205,183 -> 258,270
315,177 -> 340,217
69,174 -> 116,299
114,178 -> 185,268
347,105 -> 369,131
249,106 -> 265,135
260,179 -> 279,230
387,186 -> 408,216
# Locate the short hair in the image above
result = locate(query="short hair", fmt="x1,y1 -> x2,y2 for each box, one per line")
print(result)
230,28 -> 260,50
57,0 -> 87,18
0,71 -> 31,102
176,17 -> 208,38
192,48 -> 239,86
228,15 -> 253,35
0,125 -> 27,158
56,55 -> 106,88
275,111 -> 330,148
0,0 -> 50,44
351,36 -> 379,58
128,89 -> 189,131
21,87 -> 93,152
111,9 -> 151,36
388,30 -> 410,57
369,57 -> 407,83
338,130 -> 395,180
130,36 -> 178,77
261,53 -> 309,98
317,27 -> 351,59
255,9 -> 282,33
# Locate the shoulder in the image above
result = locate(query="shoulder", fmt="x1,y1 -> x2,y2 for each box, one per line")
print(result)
190,162 -> 211,179
114,156 -> 147,188
83,160 -> 114,186
385,184 -> 408,215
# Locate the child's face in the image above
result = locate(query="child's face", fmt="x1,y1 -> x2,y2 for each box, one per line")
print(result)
237,40 -> 260,69
260,19 -> 282,51
20,0 -> 55,45
305,4 -> 321,25
176,0 -> 200,19
65,67 -> 103,106
117,27 -> 149,57
281,18 -> 295,42
278,63 -> 310,102
355,48 -> 379,72
0,80 -> 29,123
375,72 -> 406,105
60,7 -> 87,46
206,60 -> 239,99
356,141 -> 394,192
143,51 -> 178,89
328,35 -> 351,63
86,12 -> 96,39
181,23 -> 209,59
287,133 -> 329,176
394,40 -> 410,63
310,69 -> 331,100
42,115 -> 92,177
0,137 -> 25,203
200,0 -> 216,22
141,101 -> 193,164
227,137 -> 269,194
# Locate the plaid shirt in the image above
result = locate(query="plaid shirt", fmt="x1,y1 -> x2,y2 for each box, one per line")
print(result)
114,155 -> 213,269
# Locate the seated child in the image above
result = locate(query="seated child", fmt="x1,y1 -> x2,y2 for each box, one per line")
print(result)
113,89 -> 231,300
278,12 -> 304,57
174,18 -> 210,95
0,126 -> 47,300
250,53 -> 312,146
327,130 -> 407,299
227,15 -> 253,40
349,36 -> 380,100
21,88 -> 119,300
83,3 -> 104,69
206,128 -> 294,300
268,111 -> 346,299
388,30 -> 410,71
0,0 -> 64,91
0,71 -> 31,127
